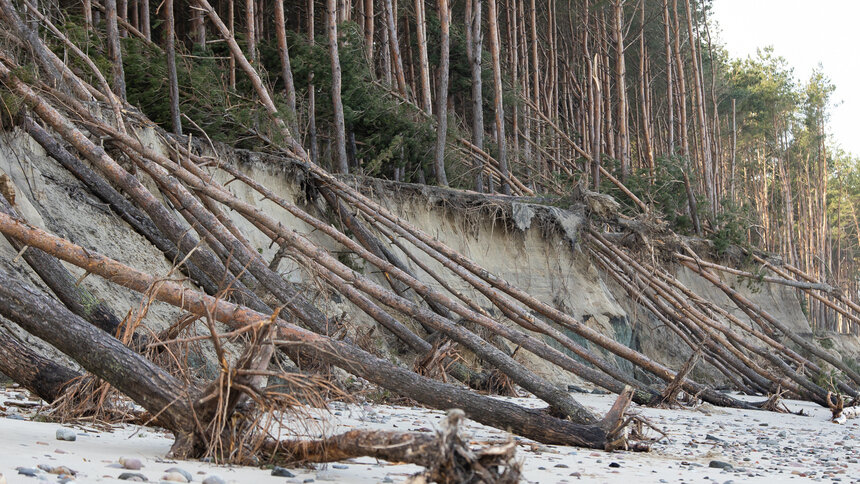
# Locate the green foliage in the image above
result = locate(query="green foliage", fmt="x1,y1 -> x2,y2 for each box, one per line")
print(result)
710,199 -> 753,255
608,155 -> 696,232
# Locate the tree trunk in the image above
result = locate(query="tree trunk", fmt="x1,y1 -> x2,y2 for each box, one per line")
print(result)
308,0 -> 318,162
0,269 -> 198,443
487,0 -> 510,194
20,117 -> 218,297
140,0 -> 149,39
414,0 -> 432,113
0,324 -> 80,403
105,0 -> 126,100
246,0 -> 256,62
166,0 -> 182,135
274,0 -> 301,138
0,211 -> 632,448
327,0 -> 349,173
433,0 -> 449,186
467,0 -> 484,192
383,0 -> 407,96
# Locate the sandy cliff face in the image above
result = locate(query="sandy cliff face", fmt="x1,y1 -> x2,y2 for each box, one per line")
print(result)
0,124 -> 854,389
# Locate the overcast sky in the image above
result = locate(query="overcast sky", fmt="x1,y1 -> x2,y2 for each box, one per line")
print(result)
710,0 -> 860,155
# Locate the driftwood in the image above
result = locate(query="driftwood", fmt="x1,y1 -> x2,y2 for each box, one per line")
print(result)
262,409 -> 521,483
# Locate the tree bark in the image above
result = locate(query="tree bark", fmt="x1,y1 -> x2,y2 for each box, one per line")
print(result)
467,0 -> 484,192
433,0 -> 449,186
246,0 -> 256,62
0,269 -> 197,441
105,0 -> 126,100
414,0 -> 432,114
0,323 -> 80,403
327,0 -> 349,173
487,0 -> 510,194
612,1 -> 630,179
166,0 -> 182,135
274,0 -> 301,138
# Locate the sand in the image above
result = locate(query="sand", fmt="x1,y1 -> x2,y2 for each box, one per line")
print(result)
1,386 -> 858,484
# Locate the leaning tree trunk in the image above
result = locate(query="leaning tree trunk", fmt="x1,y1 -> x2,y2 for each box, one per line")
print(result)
0,269 -> 198,445
0,211 -> 635,449
0,323 -> 80,403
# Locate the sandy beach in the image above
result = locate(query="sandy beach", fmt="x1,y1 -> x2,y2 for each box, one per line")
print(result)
1,386 -> 857,484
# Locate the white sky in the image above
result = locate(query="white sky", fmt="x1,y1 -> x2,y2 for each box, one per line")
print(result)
710,0 -> 860,155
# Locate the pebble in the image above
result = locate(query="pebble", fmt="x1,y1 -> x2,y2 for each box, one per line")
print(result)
201,476 -> 225,484
38,464 -> 75,475
120,457 -> 143,470
382,478 -> 394,483
271,466 -> 295,477
55,428 -> 77,441
164,468 -> 193,482
118,472 -> 149,481
161,471 -> 189,483
609,462 -> 621,468
16,467 -> 40,477
709,460 -> 734,470
331,464 -> 348,469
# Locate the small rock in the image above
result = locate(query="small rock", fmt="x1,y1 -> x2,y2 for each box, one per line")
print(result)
162,471 -> 189,483
709,461 -> 733,470
271,466 -> 295,477
42,465 -> 74,475
201,476 -> 225,484
590,389 -> 609,395
567,385 -> 589,393
120,458 -> 143,470
609,462 -> 620,468
118,472 -> 148,481
56,428 -> 77,441
164,468 -> 192,482
382,478 -> 394,483
16,467 -> 39,477
706,434 -> 725,443
303,480 -> 315,483
331,464 -> 348,470
554,464 -> 569,468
